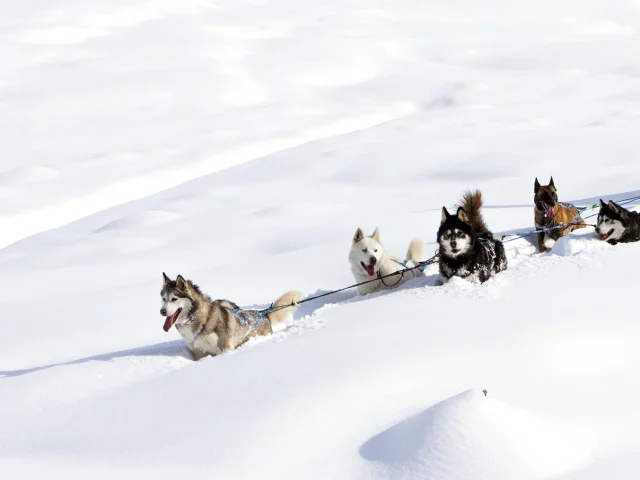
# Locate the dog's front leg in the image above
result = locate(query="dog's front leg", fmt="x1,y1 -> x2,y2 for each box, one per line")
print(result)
537,231 -> 547,253
478,267 -> 491,284
189,348 -> 209,361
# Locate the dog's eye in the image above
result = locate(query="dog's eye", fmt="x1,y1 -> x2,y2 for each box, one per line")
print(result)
457,231 -> 465,238
443,233 -> 450,240
374,249 -> 378,253
362,248 -> 367,253
171,297 -> 177,302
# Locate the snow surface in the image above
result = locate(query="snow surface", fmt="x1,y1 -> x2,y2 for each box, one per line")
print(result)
2,0 -> 640,478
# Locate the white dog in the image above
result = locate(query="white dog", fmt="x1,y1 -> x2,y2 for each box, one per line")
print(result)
349,227 -> 425,296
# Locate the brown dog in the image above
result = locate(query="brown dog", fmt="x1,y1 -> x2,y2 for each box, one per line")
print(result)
534,177 -> 586,252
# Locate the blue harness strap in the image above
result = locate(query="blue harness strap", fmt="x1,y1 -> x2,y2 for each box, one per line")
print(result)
394,257 -> 437,273
559,202 -> 584,214
226,306 -> 270,336
393,258 -> 431,273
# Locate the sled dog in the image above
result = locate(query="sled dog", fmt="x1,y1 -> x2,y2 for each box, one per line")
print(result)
349,227 -> 425,296
534,177 -> 586,252
438,190 -> 507,284
160,273 -> 303,360
595,199 -> 640,245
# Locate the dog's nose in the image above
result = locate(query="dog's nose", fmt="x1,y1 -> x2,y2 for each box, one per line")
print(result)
370,257 -> 377,265
160,308 -> 167,316
451,241 -> 457,248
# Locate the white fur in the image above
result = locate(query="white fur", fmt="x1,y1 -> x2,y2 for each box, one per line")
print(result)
176,321 -> 197,345
348,228 -> 424,296
161,294 -> 193,327
161,294 -> 200,351
439,228 -> 472,258
193,332 -> 222,356
439,271 -> 479,285
438,261 -> 478,285
543,235 -> 556,250
597,214 -> 625,242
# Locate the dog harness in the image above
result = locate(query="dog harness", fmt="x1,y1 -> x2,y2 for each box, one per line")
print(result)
225,306 -> 271,336
535,202 -> 584,230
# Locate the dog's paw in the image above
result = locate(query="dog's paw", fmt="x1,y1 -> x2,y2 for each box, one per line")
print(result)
434,277 -> 447,286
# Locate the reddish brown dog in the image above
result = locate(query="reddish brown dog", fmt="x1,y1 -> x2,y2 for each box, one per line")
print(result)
534,177 -> 586,252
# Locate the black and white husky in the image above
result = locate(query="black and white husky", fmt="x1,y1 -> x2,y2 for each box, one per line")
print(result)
437,190 -> 507,284
595,199 -> 640,245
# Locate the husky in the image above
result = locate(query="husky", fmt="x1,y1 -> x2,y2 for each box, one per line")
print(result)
348,227 -> 425,296
438,190 -> 507,284
160,273 -> 303,360
595,199 -> 640,245
534,177 -> 586,252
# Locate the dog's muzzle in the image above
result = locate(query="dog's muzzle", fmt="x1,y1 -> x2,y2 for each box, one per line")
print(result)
541,202 -> 555,220
162,308 -> 182,332
361,258 -> 376,277
596,226 -> 614,241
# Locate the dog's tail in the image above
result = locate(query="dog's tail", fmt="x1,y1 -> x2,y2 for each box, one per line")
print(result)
460,189 -> 490,236
406,237 -> 425,263
267,290 -> 304,324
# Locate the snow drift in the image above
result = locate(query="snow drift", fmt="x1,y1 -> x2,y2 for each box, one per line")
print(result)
361,389 -> 591,480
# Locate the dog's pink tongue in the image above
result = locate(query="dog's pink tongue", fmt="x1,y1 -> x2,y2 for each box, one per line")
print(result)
163,314 -> 176,332
546,205 -> 555,218
366,265 -> 375,276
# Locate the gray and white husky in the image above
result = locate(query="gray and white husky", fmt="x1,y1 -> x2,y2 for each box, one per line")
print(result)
595,199 -> 640,245
160,273 -> 303,360
348,227 -> 425,296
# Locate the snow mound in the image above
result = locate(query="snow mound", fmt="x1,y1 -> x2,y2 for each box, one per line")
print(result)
361,389 -> 591,480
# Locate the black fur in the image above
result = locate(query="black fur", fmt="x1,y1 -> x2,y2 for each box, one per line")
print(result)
596,200 -> 640,245
438,207 -> 507,283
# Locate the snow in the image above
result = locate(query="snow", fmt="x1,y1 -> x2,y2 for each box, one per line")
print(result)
2,0 -> 640,478
361,389 -> 590,480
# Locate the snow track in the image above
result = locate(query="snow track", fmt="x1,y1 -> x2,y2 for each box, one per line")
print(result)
1,207 -> 634,417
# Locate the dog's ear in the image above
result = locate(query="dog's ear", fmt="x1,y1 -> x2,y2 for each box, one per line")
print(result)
162,272 -> 171,284
175,275 -> 187,290
456,207 -> 468,223
371,227 -> 380,242
353,227 -> 365,244
549,176 -> 555,189
534,178 -> 541,194
608,200 -> 621,214
441,207 -> 451,224
609,200 -> 627,218
599,199 -> 607,209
